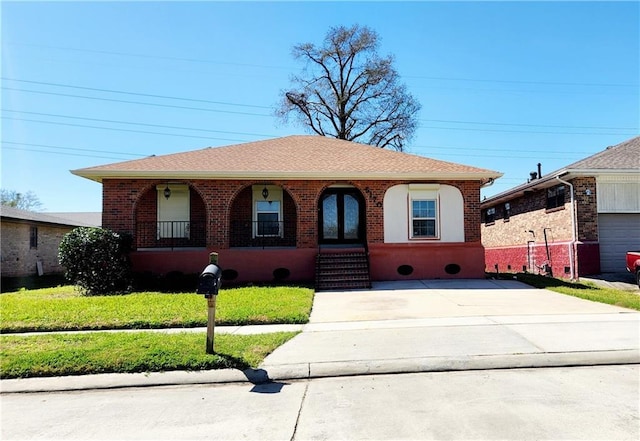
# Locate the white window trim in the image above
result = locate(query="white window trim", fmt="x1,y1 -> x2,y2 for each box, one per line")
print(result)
407,185 -> 440,240
156,184 -> 190,239
252,185 -> 283,238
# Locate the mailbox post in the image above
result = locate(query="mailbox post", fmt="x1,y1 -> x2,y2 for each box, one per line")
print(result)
197,252 -> 221,354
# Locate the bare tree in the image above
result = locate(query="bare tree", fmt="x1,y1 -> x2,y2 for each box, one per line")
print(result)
0,189 -> 44,211
277,25 -> 421,151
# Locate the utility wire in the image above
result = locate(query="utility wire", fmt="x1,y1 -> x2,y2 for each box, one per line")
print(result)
1,87 -> 273,117
11,109 -> 630,141
1,78 -> 273,109
7,42 -> 637,88
4,90 -> 636,135
1,116 -> 251,143
2,136 -> 592,162
2,110 -> 278,138
419,118 -> 637,131
3,78 -> 636,131
412,144 -> 593,155
2,141 -> 147,157
5,42 -> 290,71
417,125 -> 636,136
2,145 -> 140,161
404,74 -> 638,89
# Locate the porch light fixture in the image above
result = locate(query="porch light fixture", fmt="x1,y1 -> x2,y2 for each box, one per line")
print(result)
262,186 -> 269,200
164,185 -> 171,200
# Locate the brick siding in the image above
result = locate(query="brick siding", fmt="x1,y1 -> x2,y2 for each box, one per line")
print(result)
103,178 -> 484,250
481,176 -> 601,278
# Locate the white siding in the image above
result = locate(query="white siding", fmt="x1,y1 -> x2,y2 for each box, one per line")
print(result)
383,184 -> 464,243
597,175 -> 640,213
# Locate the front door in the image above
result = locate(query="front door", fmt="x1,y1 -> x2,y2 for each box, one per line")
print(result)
319,189 -> 365,244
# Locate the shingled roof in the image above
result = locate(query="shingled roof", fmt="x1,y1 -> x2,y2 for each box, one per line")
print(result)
565,135 -> 640,171
482,135 -> 640,206
72,135 -> 501,182
0,206 -> 101,227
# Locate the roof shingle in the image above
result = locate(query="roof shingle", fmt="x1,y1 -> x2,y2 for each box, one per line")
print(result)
72,135 -> 501,181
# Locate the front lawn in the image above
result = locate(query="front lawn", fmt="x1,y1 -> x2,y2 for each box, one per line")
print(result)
510,273 -> 640,311
0,331 -> 298,379
0,285 -> 314,333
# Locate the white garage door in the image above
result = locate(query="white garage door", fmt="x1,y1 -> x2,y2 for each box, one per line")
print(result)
598,214 -> 640,272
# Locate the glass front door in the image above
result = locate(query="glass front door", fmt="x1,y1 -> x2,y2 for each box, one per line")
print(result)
319,189 -> 364,244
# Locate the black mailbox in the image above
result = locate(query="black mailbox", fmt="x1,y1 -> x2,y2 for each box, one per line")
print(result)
197,264 -> 222,298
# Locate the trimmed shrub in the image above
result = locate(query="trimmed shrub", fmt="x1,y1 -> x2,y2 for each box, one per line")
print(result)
58,227 -> 132,295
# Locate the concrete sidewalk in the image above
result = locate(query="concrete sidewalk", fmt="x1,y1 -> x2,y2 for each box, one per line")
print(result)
2,279 -> 639,393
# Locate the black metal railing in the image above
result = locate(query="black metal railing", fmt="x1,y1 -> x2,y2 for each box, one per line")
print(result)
230,220 -> 295,248
136,221 -> 206,249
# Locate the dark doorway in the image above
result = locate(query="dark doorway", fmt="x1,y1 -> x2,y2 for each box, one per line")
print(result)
319,188 -> 365,244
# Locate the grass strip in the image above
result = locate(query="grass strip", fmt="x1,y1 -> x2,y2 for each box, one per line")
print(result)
1,286 -> 314,333
508,273 -> 640,311
0,331 -> 298,379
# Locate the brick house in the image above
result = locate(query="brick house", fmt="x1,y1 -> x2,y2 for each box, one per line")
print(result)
481,136 -> 640,280
0,206 -> 101,277
72,135 -> 501,289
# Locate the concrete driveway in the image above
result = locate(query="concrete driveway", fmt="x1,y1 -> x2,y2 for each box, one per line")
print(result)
261,278 -> 639,380
309,278 -> 634,322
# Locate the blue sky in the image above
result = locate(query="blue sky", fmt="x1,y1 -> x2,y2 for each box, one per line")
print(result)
2,1 -> 638,213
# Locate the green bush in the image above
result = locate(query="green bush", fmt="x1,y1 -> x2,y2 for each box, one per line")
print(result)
58,227 -> 132,295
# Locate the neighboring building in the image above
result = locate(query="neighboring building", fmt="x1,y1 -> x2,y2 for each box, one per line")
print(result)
481,136 -> 640,279
72,135 -> 501,289
0,206 -> 101,277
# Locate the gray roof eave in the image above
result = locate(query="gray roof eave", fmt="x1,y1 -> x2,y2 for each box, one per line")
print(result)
71,169 -> 504,183
481,167 -> 640,208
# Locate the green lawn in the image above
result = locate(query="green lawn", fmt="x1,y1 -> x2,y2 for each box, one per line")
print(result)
511,273 -> 640,311
1,285 -> 311,379
1,331 -> 298,379
1,285 -> 314,333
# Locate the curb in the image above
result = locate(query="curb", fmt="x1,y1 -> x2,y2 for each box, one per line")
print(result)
3,349 -> 638,394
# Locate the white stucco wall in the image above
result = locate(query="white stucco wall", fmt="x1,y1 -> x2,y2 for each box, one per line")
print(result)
383,184 -> 465,243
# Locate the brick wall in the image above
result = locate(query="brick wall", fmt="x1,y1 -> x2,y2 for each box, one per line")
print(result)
573,176 -> 598,241
481,183 -> 573,248
1,220 -> 71,277
103,178 -> 484,250
481,176 -> 602,279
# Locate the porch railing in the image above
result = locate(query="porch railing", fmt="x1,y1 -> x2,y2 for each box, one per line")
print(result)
230,220 -> 295,248
136,221 -> 206,249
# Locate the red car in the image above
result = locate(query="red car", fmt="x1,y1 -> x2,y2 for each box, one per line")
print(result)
626,251 -> 640,288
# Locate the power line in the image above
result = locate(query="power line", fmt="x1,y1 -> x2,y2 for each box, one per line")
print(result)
5,42 -> 290,71
7,42 -> 637,88
3,79 -> 637,132
412,144 -> 594,155
404,74 -> 638,89
2,110 -> 278,139
417,125 -> 635,136
1,87 -> 273,117
1,78 -> 273,109
2,145 -> 140,161
419,118 -> 637,131
2,141 -> 147,157
2,116 -> 252,143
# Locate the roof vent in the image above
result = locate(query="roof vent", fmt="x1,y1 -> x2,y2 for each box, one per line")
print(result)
529,171 -> 538,181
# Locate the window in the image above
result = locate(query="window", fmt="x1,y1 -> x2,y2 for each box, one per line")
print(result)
547,185 -> 565,210
256,201 -> 281,236
503,203 -> 511,221
485,207 -> 496,224
253,185 -> 283,238
30,226 -> 38,249
157,184 -> 190,239
411,199 -> 437,238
